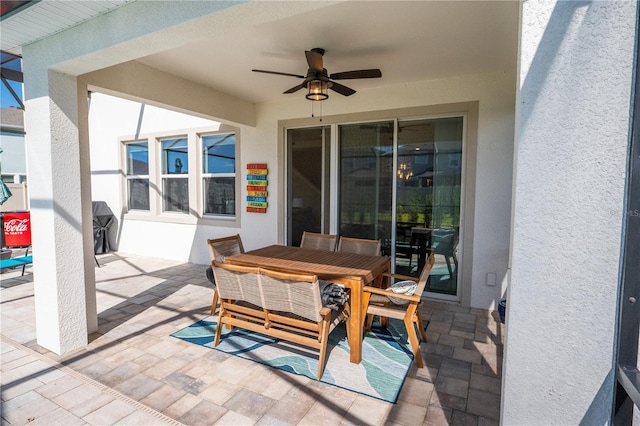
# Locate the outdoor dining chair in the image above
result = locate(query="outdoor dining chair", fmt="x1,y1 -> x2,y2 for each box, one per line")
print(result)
206,234 -> 245,315
362,252 -> 435,368
337,236 -> 382,256
300,231 -> 337,251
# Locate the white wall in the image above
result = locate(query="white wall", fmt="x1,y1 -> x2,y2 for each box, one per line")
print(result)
88,93 -> 221,258
88,67 -> 516,314
502,1 -> 637,423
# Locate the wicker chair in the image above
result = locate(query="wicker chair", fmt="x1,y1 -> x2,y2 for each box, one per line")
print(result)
337,236 -> 382,256
206,234 -> 245,315
300,231 -> 337,251
362,253 -> 435,368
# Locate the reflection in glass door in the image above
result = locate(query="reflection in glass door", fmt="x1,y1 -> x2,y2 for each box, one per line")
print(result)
396,117 -> 463,296
338,122 -> 394,244
287,127 -> 331,246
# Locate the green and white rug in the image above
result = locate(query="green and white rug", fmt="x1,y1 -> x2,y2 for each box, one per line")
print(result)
171,317 -> 427,403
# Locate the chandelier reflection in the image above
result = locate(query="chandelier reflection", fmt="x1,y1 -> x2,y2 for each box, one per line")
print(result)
397,162 -> 413,181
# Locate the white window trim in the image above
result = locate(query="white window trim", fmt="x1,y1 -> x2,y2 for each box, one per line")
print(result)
120,125 -> 240,226
123,140 -> 150,213
200,130 -> 238,219
159,135 -> 190,215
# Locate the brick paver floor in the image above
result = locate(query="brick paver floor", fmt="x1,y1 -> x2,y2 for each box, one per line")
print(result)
1,252 -> 503,425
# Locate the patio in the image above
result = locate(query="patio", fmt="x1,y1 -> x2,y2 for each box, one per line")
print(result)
1,253 -> 503,425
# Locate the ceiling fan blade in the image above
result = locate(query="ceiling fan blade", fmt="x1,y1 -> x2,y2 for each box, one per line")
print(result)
329,81 -> 356,96
330,69 -> 382,80
283,82 -> 307,94
305,50 -> 323,73
252,69 -> 305,79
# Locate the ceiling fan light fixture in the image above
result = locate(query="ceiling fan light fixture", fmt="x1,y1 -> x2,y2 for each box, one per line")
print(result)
306,79 -> 329,101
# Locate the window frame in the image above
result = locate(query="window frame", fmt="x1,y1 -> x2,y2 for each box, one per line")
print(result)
124,140 -> 150,212
120,125 -> 240,226
159,135 -> 190,215
201,131 -> 237,218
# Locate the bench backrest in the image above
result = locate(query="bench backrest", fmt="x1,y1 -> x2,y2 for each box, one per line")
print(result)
212,261 -> 323,322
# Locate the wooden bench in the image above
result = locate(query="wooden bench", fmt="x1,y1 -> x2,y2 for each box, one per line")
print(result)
0,255 -> 32,276
211,261 -> 348,380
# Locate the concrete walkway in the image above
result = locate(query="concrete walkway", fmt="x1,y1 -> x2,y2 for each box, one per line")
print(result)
1,336 -> 181,425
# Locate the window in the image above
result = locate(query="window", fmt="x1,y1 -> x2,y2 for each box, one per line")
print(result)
122,125 -> 238,221
161,137 -> 189,213
202,133 -> 235,216
125,141 -> 149,211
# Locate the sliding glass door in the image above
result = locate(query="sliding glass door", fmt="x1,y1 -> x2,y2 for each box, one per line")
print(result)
286,126 -> 331,247
396,117 -> 463,296
338,122 -> 394,244
286,115 -> 464,299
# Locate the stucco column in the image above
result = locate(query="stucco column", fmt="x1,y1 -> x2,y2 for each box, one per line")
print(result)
504,1 -> 636,424
24,70 -> 97,354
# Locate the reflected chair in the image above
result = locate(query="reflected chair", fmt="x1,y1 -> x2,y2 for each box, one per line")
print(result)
300,231 -> 337,251
206,234 -> 245,315
433,231 -> 458,278
362,253 -> 435,368
394,225 -> 417,273
337,236 -> 382,256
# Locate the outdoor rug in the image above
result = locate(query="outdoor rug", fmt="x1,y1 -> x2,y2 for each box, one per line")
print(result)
171,317 -> 428,403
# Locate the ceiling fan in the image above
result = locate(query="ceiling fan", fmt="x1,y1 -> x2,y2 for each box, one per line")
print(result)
252,48 -> 382,101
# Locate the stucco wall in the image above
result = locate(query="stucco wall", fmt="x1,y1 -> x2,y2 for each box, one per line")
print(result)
88,93 -> 221,258
502,1 -> 636,423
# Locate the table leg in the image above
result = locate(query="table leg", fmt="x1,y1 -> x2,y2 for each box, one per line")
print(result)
348,278 -> 363,364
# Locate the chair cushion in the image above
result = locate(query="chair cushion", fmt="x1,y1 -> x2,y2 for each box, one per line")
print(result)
387,280 -> 417,305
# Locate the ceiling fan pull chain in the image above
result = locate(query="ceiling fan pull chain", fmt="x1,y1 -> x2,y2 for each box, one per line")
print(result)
311,100 -> 323,121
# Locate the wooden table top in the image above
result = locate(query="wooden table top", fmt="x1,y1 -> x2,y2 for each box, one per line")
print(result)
224,245 -> 390,284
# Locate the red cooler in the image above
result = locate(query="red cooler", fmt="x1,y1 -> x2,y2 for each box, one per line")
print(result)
3,212 -> 32,247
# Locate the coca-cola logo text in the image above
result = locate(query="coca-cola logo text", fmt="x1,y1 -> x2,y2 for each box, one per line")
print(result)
4,219 -> 29,235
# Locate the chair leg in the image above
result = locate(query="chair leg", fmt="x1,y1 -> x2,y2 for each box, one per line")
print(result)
343,302 -> 351,342
415,309 -> 427,342
445,256 -> 453,278
380,316 -> 389,328
213,306 -> 224,346
317,320 -> 331,380
365,313 -> 374,330
210,288 -> 219,316
405,310 -> 424,368
21,246 -> 30,276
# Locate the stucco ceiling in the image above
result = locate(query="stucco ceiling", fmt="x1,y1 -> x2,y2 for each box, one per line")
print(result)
137,1 -> 519,104
1,1 -> 519,105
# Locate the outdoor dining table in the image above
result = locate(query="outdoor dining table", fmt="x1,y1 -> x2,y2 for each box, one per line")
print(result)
223,244 -> 391,364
